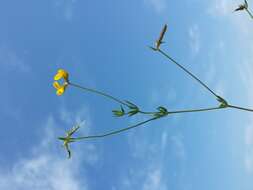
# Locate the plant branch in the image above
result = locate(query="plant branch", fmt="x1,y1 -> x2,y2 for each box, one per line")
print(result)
69,106 -> 228,141
69,82 -> 167,117
246,8 -> 253,18
157,49 -> 220,99
72,116 -> 159,140
69,82 -> 129,106
228,104 -> 253,112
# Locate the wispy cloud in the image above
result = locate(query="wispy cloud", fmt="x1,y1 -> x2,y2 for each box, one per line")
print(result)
149,86 -> 177,108
54,0 -> 77,21
120,162 -> 168,190
141,166 -> 167,190
207,0 -> 235,16
208,0 -> 253,36
0,46 -> 30,73
144,0 -> 167,13
243,59 -> 253,172
244,121 -> 253,173
170,134 -> 186,161
229,29 -> 253,174
122,122 -> 186,190
0,113 -> 98,190
188,24 -> 201,56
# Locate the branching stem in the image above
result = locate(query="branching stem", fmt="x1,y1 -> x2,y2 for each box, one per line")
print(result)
158,49 -> 219,99
73,117 -> 159,140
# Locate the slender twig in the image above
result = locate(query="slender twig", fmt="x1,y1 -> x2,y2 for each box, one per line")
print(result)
169,106 -> 223,114
157,49 -> 220,99
69,82 -> 129,106
246,9 -> 253,18
72,116 -> 159,140
65,103 -> 253,142
71,106 -> 226,141
139,111 -> 158,115
69,82 -> 168,116
228,104 -> 253,112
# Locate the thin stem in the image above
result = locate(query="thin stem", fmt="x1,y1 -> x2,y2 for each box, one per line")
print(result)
169,106 -> 224,114
141,107 -> 223,115
228,105 -> 253,112
69,82 -> 163,116
73,117 -> 159,140
139,111 -> 158,115
157,49 -> 219,99
246,9 -> 253,19
69,82 -> 128,106
71,106 -> 226,141
66,105 -> 253,142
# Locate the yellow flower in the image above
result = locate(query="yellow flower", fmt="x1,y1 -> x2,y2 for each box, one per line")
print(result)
53,69 -> 69,96
53,81 -> 67,96
54,69 -> 69,82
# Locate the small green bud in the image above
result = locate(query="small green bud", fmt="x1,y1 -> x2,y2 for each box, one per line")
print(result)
112,106 -> 125,117
217,96 -> 228,108
157,106 -> 168,113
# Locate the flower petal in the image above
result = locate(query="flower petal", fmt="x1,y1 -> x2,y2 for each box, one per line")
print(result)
54,72 -> 63,80
56,86 -> 65,96
54,69 -> 69,81
53,81 -> 60,89
62,72 -> 69,81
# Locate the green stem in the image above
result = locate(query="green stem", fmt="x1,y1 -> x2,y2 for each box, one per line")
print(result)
246,9 -> 253,19
73,116 -> 159,140
66,104 -> 253,141
69,82 -> 128,106
69,82 -> 163,116
71,106 -> 225,141
157,49 -> 219,99
228,105 -> 253,112
169,106 -> 224,114
139,111 -> 158,115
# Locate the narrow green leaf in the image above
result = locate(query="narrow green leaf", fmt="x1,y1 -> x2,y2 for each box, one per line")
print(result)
120,105 -> 125,113
128,109 -> 139,116
125,100 -> 138,109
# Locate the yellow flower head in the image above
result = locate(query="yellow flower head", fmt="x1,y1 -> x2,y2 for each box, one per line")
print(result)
54,69 -> 69,82
53,69 -> 69,96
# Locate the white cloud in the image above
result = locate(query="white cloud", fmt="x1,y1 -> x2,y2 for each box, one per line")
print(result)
170,134 -> 186,160
232,45 -> 253,175
207,0 -> 235,17
120,162 -> 168,190
54,0 -> 77,21
208,0 -> 253,37
0,46 -> 30,73
244,120 -> 253,173
0,113 -> 98,190
214,80 -> 226,97
144,0 -> 167,13
188,24 -> 201,56
150,86 -> 177,107
141,167 -> 167,190
122,121 -> 186,189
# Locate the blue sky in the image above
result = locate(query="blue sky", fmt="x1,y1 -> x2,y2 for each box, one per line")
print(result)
1,0 -> 253,189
